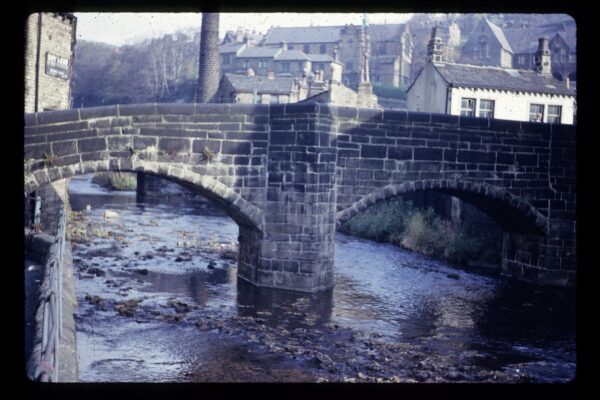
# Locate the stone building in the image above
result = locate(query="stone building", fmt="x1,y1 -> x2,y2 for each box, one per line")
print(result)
407,28 -> 575,125
262,22 -> 413,88
25,12 -> 76,112
511,32 -> 576,83
234,46 -> 283,77
216,71 -> 308,104
221,27 -> 262,46
24,12 -> 77,234
458,17 -> 514,68
219,42 -> 247,76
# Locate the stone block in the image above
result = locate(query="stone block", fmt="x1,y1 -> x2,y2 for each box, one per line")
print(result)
37,109 -> 80,125
79,105 -> 119,120
413,147 -> 443,161
388,147 -> 412,160
158,138 -> 190,153
361,145 -> 387,159
78,137 -> 107,153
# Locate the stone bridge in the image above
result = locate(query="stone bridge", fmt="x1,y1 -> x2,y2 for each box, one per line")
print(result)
24,103 -> 576,292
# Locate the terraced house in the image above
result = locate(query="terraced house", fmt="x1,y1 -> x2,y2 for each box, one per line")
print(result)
408,27 -> 575,125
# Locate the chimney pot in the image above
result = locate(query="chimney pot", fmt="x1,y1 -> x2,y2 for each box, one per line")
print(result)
247,68 -> 255,77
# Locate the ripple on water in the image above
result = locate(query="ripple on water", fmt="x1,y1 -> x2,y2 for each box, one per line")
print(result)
70,178 -> 576,382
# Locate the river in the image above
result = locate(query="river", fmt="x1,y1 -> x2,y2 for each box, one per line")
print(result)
67,175 -> 576,383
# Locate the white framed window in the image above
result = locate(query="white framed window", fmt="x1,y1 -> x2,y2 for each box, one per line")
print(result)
460,98 -> 476,117
281,61 -> 290,72
517,55 -> 526,64
479,99 -> 495,118
529,104 -> 544,123
547,105 -> 562,124
270,95 -> 279,104
569,54 -> 576,63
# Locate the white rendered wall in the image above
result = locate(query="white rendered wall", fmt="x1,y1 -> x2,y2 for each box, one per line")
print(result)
449,87 -> 575,125
406,63 -> 448,114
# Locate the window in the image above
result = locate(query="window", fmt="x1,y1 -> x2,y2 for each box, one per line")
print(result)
258,60 -> 267,68
569,54 -> 576,63
222,54 -> 230,65
242,60 -> 249,68
303,44 -> 310,53
517,55 -> 526,65
460,98 -> 476,117
270,95 -> 279,104
547,105 -> 562,124
529,104 -> 544,122
479,99 -> 495,118
281,62 -> 290,72
320,44 -> 327,54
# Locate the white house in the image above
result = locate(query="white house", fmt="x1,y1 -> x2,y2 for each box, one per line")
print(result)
407,27 -> 575,125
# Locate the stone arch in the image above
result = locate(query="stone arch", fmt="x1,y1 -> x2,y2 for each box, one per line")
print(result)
24,158 -> 265,234
336,179 -> 549,236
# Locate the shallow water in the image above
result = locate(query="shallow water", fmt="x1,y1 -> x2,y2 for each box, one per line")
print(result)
69,175 -> 576,383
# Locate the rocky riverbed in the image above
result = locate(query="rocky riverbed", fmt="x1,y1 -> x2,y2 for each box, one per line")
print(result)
68,175 -> 576,383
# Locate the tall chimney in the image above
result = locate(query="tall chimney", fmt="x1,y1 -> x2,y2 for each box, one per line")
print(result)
565,76 -> 570,89
427,24 -> 444,63
534,37 -> 552,75
197,13 -> 220,103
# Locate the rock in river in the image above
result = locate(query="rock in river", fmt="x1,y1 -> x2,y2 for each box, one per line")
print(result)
103,210 -> 120,219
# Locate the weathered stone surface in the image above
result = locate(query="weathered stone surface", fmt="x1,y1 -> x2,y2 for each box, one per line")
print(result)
23,104 -> 577,291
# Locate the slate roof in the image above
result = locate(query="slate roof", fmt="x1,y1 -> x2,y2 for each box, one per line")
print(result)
485,19 -> 514,53
237,47 -> 281,58
432,62 -> 574,96
219,43 -> 245,54
264,26 -> 342,44
505,29 -> 576,54
263,24 -> 408,46
306,54 -> 336,63
224,73 -> 295,94
274,50 -> 310,61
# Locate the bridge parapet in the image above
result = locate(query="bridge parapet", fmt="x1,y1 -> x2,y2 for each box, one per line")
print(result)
24,104 -> 576,290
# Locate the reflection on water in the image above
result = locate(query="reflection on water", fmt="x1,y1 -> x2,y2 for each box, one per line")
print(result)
69,175 -> 576,382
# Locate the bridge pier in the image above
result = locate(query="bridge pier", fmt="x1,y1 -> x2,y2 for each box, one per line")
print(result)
502,220 -> 576,287
247,106 -> 338,293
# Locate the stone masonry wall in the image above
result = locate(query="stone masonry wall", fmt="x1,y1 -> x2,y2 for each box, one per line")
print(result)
24,103 -> 576,290
331,107 -> 576,286
24,13 -> 75,113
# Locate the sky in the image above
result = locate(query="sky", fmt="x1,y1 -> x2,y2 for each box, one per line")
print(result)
74,13 -> 414,46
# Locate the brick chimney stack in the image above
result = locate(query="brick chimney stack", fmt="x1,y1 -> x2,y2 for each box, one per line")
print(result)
196,13 -> 220,103
267,70 -> 275,80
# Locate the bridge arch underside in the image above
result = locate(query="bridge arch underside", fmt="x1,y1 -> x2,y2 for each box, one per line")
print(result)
336,180 -> 574,287
25,159 -> 266,285
337,181 -> 547,235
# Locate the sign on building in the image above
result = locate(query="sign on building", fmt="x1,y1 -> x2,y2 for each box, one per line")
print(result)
45,52 -> 69,80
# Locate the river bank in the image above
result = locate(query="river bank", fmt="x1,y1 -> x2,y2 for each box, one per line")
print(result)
340,197 -> 503,269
